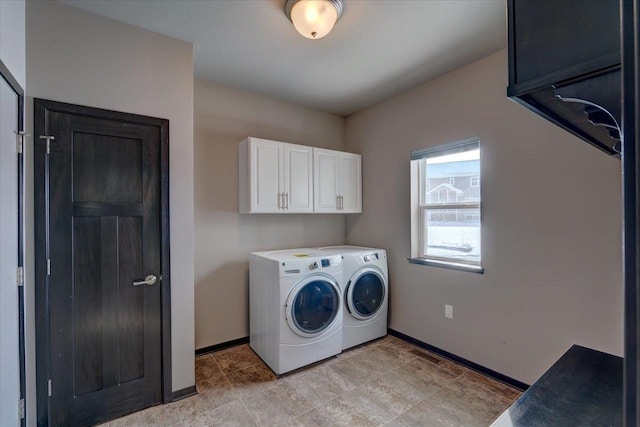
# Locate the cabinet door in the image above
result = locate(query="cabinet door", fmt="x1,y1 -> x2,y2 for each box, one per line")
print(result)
251,138 -> 283,212
313,148 -> 340,213
339,152 -> 362,213
284,144 -> 313,212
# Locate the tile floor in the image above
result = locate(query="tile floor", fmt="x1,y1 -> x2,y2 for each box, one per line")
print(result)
103,336 -> 521,426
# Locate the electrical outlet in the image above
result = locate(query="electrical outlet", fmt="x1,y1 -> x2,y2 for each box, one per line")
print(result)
445,304 -> 453,319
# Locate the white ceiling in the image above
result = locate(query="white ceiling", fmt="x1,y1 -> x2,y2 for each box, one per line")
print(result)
61,0 -> 507,116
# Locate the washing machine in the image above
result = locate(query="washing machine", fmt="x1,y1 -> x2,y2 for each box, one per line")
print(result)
249,248 -> 343,375
315,246 -> 388,350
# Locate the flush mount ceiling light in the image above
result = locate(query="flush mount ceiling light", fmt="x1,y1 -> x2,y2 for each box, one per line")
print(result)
285,0 -> 344,40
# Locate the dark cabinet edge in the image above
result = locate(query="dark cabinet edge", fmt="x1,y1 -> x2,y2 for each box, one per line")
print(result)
508,60 -> 621,98
507,96 -> 619,157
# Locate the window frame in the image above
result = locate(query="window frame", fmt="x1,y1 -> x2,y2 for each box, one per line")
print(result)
409,137 -> 483,273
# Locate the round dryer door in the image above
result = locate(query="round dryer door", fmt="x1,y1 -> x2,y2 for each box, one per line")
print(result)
346,268 -> 386,320
286,276 -> 341,337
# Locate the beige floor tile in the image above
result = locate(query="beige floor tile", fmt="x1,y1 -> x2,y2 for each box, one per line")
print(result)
225,362 -> 278,399
209,400 -> 257,427
242,381 -> 314,426
442,378 -> 514,425
286,408 -> 335,427
362,341 -> 418,368
212,344 -> 263,374
319,388 -> 396,427
402,355 -> 467,385
360,368 -> 443,416
286,365 -> 358,407
328,353 -> 387,387
397,388 -> 484,427
196,373 -> 238,408
107,410 -> 144,426
179,403 -> 216,427
460,369 -> 522,401
382,417 -> 409,427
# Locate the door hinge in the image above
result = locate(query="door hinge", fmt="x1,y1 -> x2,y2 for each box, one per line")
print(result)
17,266 -> 24,287
18,398 -> 25,419
47,259 -> 51,276
39,135 -> 55,155
47,379 -> 52,397
14,131 -> 29,154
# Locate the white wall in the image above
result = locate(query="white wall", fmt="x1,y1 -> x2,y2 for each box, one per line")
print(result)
0,0 -> 26,89
194,80 -> 346,349
25,4 -> 195,422
345,49 -> 623,384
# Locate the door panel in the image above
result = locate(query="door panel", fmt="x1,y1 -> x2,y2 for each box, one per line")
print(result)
35,100 -> 168,426
72,216 -> 103,396
339,153 -> 362,213
313,148 -> 339,212
284,144 -> 313,212
73,133 -> 142,203
252,139 -> 282,212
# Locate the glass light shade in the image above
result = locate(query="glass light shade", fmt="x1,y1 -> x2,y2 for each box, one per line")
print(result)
290,0 -> 339,39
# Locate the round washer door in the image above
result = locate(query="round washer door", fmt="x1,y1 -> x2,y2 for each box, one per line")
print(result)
346,268 -> 386,320
286,275 -> 341,338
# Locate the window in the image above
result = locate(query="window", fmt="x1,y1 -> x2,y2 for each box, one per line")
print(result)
410,137 -> 482,273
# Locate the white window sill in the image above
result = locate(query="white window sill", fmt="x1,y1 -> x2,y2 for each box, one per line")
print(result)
407,257 -> 484,274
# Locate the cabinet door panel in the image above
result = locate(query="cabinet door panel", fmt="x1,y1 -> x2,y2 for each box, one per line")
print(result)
284,144 -> 313,212
252,139 -> 282,212
313,148 -> 339,213
340,153 -> 362,213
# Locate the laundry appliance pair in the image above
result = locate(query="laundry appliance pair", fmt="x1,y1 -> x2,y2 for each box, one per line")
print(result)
249,245 -> 388,375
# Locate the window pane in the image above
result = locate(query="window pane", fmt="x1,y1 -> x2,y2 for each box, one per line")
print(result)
423,208 -> 481,263
425,149 -> 480,205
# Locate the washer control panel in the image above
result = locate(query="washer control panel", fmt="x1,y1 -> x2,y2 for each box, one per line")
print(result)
309,256 -> 340,270
363,253 -> 379,263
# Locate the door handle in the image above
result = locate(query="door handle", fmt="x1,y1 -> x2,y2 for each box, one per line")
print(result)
278,192 -> 283,209
133,275 -> 157,286
285,193 -> 289,210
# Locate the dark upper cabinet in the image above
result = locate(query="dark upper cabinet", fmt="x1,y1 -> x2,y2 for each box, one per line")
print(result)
508,0 -> 621,157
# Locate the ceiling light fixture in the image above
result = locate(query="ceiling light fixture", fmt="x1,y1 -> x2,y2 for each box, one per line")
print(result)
285,0 -> 344,40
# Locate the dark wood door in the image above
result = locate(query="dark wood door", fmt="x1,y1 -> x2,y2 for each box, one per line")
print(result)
34,100 -> 170,426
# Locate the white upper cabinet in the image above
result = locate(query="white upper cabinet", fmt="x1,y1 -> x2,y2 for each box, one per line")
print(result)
239,137 -> 313,213
313,148 -> 362,213
338,152 -> 362,213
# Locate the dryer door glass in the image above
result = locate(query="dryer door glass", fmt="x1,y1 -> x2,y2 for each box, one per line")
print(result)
292,280 -> 340,335
350,273 -> 385,318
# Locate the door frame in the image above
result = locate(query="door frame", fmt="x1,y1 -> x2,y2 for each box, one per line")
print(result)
0,58 -> 26,427
33,99 -> 172,425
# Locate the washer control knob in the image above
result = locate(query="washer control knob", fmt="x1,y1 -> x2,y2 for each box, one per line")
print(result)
310,262 -> 319,270
364,255 -> 372,262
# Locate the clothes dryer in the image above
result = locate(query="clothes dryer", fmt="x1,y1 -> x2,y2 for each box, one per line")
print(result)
315,246 -> 388,350
249,249 -> 343,375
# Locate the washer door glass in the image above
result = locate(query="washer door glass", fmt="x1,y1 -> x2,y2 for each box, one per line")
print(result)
290,279 -> 340,336
348,271 -> 385,319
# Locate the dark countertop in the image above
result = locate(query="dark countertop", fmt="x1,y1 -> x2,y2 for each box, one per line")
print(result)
492,345 -> 622,427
